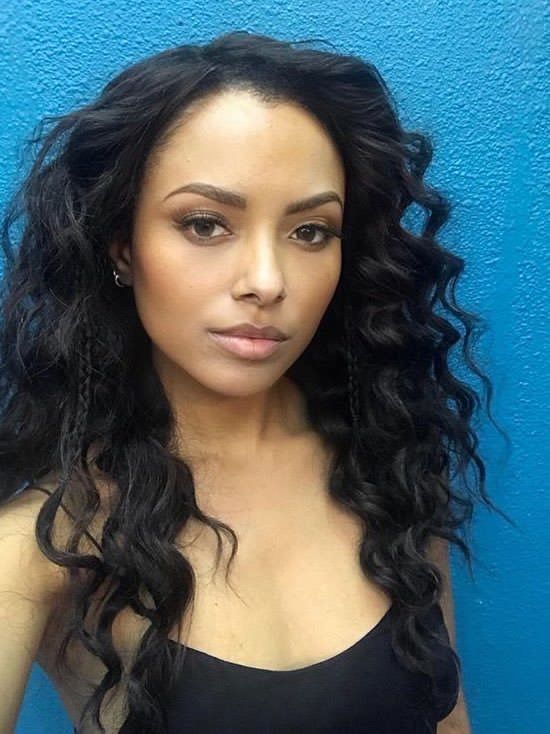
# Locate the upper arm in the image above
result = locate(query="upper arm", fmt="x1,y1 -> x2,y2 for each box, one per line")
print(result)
426,536 -> 472,733
0,489 -> 70,734
426,535 -> 456,647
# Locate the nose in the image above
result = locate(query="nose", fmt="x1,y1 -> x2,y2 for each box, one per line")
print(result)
232,234 -> 287,305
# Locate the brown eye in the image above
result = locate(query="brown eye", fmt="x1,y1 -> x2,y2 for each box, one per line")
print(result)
175,213 -> 229,242
292,223 -> 340,247
174,212 -> 341,249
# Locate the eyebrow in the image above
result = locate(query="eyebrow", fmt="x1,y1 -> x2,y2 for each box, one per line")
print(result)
163,182 -> 343,214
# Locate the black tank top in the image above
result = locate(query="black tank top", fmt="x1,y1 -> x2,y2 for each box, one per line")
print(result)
73,603 -> 458,732
152,601 -> 460,733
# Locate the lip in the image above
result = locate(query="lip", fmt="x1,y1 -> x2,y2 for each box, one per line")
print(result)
208,331 -> 284,360
211,322 -> 288,340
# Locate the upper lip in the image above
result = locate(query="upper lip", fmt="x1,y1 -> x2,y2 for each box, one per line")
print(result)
211,322 -> 288,340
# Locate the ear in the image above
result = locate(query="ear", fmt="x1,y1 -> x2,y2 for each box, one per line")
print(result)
108,239 -> 133,285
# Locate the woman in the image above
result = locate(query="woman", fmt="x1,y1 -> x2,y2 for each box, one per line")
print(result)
0,30 -> 510,733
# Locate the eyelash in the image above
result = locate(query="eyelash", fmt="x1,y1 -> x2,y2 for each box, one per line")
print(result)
174,211 -> 341,248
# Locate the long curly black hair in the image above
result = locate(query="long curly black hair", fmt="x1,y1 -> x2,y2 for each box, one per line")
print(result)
0,30 -> 513,733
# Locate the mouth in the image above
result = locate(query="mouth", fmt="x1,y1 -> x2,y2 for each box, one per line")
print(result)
208,331 -> 285,360
210,322 -> 288,341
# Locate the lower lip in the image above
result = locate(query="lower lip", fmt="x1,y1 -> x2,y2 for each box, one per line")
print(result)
208,332 -> 285,360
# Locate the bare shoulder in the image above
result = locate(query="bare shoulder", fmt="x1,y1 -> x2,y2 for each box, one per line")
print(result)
0,482 -> 79,733
0,483 -> 73,604
0,469 -> 114,603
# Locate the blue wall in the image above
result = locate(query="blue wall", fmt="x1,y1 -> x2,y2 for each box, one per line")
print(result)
1,2 -> 548,732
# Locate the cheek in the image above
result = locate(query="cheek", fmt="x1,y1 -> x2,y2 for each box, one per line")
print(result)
306,249 -> 341,307
132,229 -> 226,309
293,257 -> 341,337
130,247 -> 212,346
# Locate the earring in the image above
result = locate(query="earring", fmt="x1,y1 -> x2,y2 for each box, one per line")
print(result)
112,268 -> 130,288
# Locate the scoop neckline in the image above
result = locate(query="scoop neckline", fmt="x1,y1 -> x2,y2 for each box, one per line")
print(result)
167,604 -> 394,675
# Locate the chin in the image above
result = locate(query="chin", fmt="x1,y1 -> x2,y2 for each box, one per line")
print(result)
195,369 -> 285,397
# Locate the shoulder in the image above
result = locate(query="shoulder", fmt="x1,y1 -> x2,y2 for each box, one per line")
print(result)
425,535 -> 456,649
0,468 -> 115,600
0,484 -> 76,731
0,473 -> 118,668
425,534 -> 449,563
0,476 -> 127,732
0,483 -> 73,605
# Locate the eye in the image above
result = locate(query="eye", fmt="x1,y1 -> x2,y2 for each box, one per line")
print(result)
291,223 -> 341,248
173,211 -> 341,248
174,212 -> 230,242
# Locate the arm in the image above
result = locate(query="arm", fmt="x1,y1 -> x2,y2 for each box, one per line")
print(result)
0,489 -> 69,734
426,535 -> 473,734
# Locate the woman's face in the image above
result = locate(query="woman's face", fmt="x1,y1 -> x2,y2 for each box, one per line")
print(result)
109,89 -> 345,400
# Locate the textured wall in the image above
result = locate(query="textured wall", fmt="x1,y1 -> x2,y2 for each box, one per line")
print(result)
1,2 -> 547,733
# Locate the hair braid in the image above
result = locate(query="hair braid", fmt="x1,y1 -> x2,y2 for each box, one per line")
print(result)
344,298 -> 361,430
74,303 -> 93,468
59,270 -> 94,488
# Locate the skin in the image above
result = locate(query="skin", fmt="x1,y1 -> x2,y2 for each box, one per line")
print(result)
109,89 -> 345,478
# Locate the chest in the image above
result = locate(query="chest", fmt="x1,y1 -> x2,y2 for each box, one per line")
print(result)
169,489 -> 390,671
36,446 -> 392,728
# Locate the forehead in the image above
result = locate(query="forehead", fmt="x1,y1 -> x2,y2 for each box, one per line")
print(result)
144,90 -> 346,198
